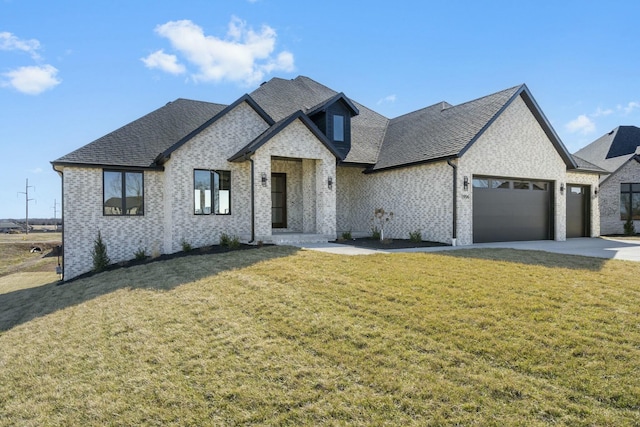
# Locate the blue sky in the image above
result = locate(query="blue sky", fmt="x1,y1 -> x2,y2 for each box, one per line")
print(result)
1,0 -> 639,219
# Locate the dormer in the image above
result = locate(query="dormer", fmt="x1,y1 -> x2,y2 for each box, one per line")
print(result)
306,93 -> 359,158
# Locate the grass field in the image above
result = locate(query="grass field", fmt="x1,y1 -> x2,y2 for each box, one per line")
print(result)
0,245 -> 639,425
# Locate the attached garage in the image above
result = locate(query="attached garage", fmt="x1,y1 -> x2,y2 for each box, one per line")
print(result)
472,176 -> 553,243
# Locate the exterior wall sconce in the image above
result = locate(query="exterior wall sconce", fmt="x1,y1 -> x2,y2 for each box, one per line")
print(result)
261,172 -> 267,187
328,176 -> 333,190
463,176 -> 469,191
594,187 -> 599,196
560,183 -> 565,195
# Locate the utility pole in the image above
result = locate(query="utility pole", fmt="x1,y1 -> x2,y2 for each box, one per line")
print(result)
52,199 -> 58,230
18,179 -> 35,235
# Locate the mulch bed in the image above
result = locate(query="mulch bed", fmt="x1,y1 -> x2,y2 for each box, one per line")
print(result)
333,238 -> 449,250
61,243 -> 272,284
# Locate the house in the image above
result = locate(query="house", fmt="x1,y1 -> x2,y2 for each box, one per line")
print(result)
574,126 -> 640,235
52,76 -> 600,280
0,220 -> 22,233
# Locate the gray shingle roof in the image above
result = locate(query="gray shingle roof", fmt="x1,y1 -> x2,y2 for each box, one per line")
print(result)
571,155 -> 608,174
574,126 -> 640,173
52,99 -> 227,168
250,76 -> 388,164
372,86 -> 522,171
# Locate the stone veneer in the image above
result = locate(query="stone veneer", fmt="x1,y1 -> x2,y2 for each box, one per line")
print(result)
599,158 -> 640,235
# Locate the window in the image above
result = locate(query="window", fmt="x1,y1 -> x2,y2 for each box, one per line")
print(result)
103,170 -> 144,216
333,114 -> 344,142
532,182 -> 549,191
473,178 -> 489,188
513,181 -> 530,190
620,183 -> 640,220
194,169 -> 231,215
491,179 -> 510,189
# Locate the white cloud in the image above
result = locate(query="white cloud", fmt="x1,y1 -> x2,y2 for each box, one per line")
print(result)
29,167 -> 43,174
377,94 -> 396,105
147,17 -> 294,85
591,107 -> 613,117
2,65 -> 61,95
0,31 -> 41,60
618,101 -> 640,115
565,114 -> 596,135
141,49 -> 186,75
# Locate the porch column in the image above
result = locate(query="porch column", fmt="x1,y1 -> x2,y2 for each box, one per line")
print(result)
302,159 -> 317,233
253,153 -> 272,240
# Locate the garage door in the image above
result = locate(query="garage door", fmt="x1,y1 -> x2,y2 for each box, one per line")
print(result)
473,177 -> 553,243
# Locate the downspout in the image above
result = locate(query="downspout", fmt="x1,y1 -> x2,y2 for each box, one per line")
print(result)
447,158 -> 457,246
51,165 -> 64,281
246,154 -> 255,243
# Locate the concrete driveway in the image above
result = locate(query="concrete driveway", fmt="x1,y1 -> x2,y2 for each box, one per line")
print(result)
298,237 -> 640,262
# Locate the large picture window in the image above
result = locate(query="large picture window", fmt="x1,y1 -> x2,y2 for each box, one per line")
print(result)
194,169 -> 231,215
103,170 -> 144,216
620,183 -> 640,220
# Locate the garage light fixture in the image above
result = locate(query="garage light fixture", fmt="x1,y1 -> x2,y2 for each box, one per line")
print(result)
463,176 -> 469,191
261,173 -> 267,187
560,183 -> 565,194
328,176 -> 333,190
594,187 -> 599,196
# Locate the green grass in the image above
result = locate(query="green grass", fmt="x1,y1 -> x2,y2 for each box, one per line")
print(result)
1,247 -> 639,425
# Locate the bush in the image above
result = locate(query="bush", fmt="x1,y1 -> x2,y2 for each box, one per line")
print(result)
624,215 -> 636,236
134,247 -> 147,260
341,231 -> 352,240
409,230 -> 422,242
91,231 -> 110,272
181,239 -> 192,252
371,227 -> 381,240
220,233 -> 240,249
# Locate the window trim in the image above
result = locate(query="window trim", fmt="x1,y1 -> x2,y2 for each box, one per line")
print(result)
333,114 -> 345,142
620,182 -> 640,221
103,169 -> 144,216
194,169 -> 231,215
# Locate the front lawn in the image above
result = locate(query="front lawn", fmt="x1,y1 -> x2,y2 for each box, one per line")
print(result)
1,247 -> 639,425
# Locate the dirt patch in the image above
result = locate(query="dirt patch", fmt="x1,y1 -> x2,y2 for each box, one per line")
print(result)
333,237 -> 449,250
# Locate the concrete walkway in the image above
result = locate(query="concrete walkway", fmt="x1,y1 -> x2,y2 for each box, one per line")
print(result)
296,237 -> 640,262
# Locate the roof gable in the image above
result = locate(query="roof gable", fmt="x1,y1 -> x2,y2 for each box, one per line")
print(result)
52,99 -> 227,169
306,92 -> 359,117
228,110 -> 343,162
371,85 -> 576,172
155,94 -> 274,164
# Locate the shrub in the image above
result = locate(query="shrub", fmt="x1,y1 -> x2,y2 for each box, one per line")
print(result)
624,215 -> 636,236
341,231 -> 352,240
91,231 -> 110,272
134,247 -> 147,260
220,233 -> 240,249
371,208 -> 394,241
409,230 -> 422,242
181,239 -> 192,252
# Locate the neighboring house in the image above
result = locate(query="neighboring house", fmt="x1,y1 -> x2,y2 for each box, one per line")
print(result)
574,125 -> 640,235
52,76 -> 600,280
0,221 -> 22,233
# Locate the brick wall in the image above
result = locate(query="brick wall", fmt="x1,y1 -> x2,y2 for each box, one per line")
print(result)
599,159 -> 640,235
62,167 -> 165,279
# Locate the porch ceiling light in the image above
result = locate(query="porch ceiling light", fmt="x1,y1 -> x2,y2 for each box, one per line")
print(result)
261,172 -> 267,186
328,176 -> 333,190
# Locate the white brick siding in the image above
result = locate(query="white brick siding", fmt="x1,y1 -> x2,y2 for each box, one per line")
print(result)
61,167 -> 165,279
459,95 -> 570,245
599,159 -> 640,234
252,119 -> 336,241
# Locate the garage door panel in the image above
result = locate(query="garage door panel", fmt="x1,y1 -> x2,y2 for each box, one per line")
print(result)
473,178 -> 551,243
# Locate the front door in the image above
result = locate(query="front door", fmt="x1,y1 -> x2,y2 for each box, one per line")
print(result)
271,173 -> 287,228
